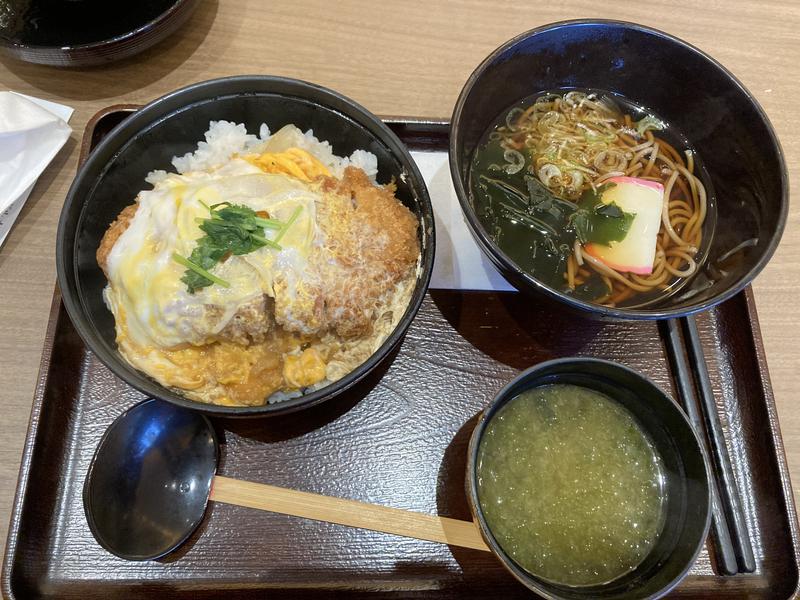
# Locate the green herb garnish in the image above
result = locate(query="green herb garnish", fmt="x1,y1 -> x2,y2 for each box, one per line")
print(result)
634,115 -> 666,137
174,202 -> 301,294
254,216 -> 283,229
274,205 -> 303,244
172,253 -> 231,289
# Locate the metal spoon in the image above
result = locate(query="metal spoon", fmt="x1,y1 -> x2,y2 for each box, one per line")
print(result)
83,398 -> 489,560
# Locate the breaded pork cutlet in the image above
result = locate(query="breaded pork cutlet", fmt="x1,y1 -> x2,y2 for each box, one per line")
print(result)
97,203 -> 138,279
97,201 -> 274,345
97,167 -> 419,344
316,167 -> 419,338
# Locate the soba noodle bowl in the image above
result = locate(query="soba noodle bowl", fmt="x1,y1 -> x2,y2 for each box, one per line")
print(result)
470,90 -> 709,308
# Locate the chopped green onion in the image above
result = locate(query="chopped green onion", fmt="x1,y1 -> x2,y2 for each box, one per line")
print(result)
634,115 -> 666,137
274,206 -> 303,244
171,253 -> 230,288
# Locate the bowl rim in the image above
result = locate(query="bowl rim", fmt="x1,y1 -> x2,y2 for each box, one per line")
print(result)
55,74 -> 435,416
449,18 -> 789,320
465,357 -> 712,599
0,0 -> 194,52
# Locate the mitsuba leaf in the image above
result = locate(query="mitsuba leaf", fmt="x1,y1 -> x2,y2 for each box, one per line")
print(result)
180,241 -> 229,294
177,203 -> 281,294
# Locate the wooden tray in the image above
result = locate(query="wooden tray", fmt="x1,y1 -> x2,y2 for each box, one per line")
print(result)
3,109 -> 799,599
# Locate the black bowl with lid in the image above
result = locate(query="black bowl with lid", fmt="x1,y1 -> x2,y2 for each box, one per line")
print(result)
55,75 -> 435,416
450,20 -> 788,320
466,358 -> 711,599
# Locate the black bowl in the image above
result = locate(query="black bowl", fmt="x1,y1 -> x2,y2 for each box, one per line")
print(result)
0,0 -> 201,67
56,75 -> 435,416
450,20 -> 788,320
466,358 -> 711,599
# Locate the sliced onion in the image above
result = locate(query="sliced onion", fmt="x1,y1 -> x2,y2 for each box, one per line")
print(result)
503,149 -> 525,174
564,91 -> 587,107
538,164 -> 562,187
537,111 -> 561,132
594,149 -> 627,173
568,170 -> 583,189
505,107 -> 525,131
716,238 -> 758,263
574,240 -> 584,266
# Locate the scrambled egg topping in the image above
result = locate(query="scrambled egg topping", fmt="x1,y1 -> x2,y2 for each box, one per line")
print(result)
98,141 -> 419,406
243,148 -> 331,181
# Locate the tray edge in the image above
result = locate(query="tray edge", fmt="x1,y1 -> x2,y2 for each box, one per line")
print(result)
1,289 -> 65,600
2,106 -> 114,600
742,286 -> 800,596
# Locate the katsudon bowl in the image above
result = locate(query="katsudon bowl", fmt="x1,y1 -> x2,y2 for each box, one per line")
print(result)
450,20 -> 788,320
56,76 -> 435,417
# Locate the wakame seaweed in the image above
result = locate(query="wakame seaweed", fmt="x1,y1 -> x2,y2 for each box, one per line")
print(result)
470,134 -> 633,298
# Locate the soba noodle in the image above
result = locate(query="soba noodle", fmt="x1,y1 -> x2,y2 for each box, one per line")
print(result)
494,91 -> 706,307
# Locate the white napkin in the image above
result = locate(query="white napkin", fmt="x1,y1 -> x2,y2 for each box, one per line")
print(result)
0,92 -> 74,248
410,150 -> 515,291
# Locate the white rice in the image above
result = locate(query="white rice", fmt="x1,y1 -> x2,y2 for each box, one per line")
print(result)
147,120 -> 379,185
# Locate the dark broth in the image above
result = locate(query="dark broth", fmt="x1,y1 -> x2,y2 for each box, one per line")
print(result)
469,89 -> 716,308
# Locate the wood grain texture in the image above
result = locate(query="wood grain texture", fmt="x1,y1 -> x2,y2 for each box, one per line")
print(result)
3,283 -> 797,597
0,0 -> 799,588
210,476 -> 490,551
